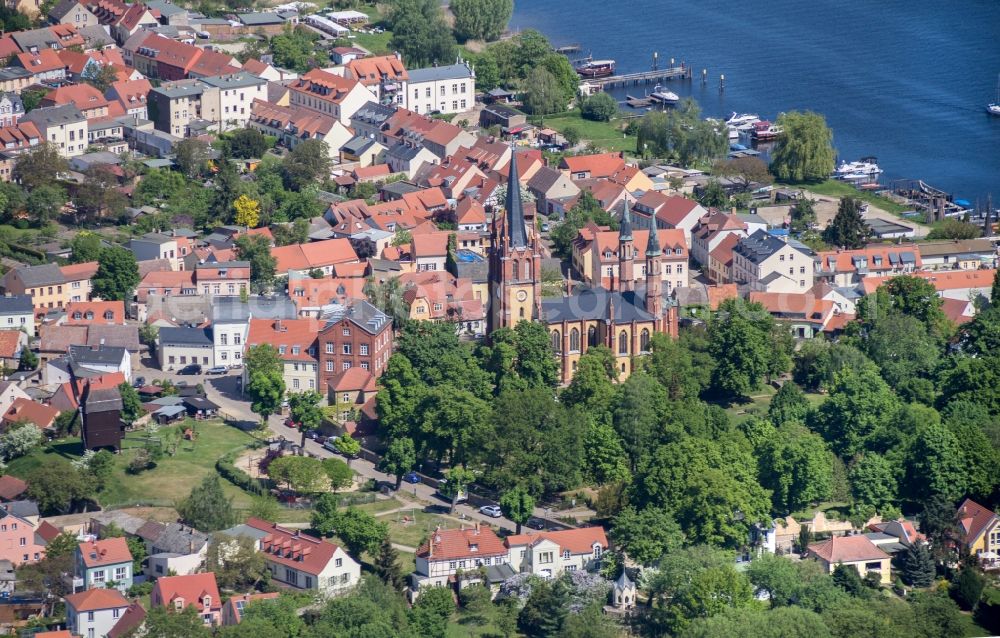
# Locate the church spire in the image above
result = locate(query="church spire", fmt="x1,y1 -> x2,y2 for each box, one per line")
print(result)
645,220 -> 661,256
618,200 -> 633,241
505,149 -> 528,249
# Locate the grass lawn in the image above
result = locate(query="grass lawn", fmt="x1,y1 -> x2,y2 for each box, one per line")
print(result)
445,609 -> 506,638
721,384 -> 777,425
780,179 -> 913,217
536,111 -> 637,154
382,508 -> 464,549
350,6 -> 393,55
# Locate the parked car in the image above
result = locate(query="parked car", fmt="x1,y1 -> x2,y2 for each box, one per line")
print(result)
133,376 -> 145,388
284,418 -> 298,429
403,471 -> 420,484
322,439 -> 338,453
525,517 -> 546,530
206,366 -> 227,375
479,505 -> 502,518
178,364 -> 202,375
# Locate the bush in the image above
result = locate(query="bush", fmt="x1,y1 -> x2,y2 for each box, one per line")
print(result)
127,449 -> 154,474
581,92 -> 619,122
216,451 -> 267,495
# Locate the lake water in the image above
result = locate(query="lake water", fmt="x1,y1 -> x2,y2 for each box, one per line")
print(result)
510,0 -> 1000,204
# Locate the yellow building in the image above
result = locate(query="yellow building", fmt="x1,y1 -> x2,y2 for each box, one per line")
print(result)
807,535 -> 892,585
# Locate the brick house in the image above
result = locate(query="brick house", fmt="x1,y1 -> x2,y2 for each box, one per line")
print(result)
316,300 -> 392,390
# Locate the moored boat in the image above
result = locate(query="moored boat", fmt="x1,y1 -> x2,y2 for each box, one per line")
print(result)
725,112 -> 760,127
576,59 -> 616,78
988,74 -> 1000,116
751,120 -> 781,141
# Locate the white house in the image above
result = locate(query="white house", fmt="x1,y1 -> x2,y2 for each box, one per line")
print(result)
46,345 -> 131,385
0,295 -> 35,337
405,60 -> 475,115
504,527 -> 608,578
412,524 -> 510,593
244,518 -> 360,596
65,587 -> 130,638
210,299 -> 249,369
200,73 -> 268,132
732,230 -> 815,293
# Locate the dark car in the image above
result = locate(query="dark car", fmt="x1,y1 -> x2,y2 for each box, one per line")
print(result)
403,471 -> 420,484
133,376 -> 146,388
206,366 -> 227,375
525,517 -> 546,531
178,364 -> 202,375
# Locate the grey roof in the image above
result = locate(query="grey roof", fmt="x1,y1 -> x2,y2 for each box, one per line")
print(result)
542,286 -> 657,324
243,295 -> 298,320
1,500 -> 38,519
615,569 -> 634,590
151,522 -> 209,554
201,72 -> 266,89
320,299 -> 390,334
618,201 -> 633,242
145,0 -> 187,17
158,326 -> 213,347
136,232 -> 174,245
196,260 -> 249,270
386,142 -> 424,162
380,180 -> 420,197
217,523 -> 270,541
0,295 -> 34,315
0,68 -> 32,83
505,150 -> 527,248
151,81 -> 205,100
351,101 -> 397,126
407,62 -> 474,84
85,387 -> 123,413
21,104 -> 85,129
69,345 -> 127,366
77,25 -> 113,48
11,27 -> 64,52
87,325 -> 140,351
11,263 -> 65,287
237,11 -> 285,24
147,395 -> 184,407
917,238 -> 995,257
485,562 -> 517,583
733,229 -> 813,265
341,135 -> 376,156
182,396 -> 218,411
527,166 -> 563,195
49,0 -> 88,20
154,404 -> 186,418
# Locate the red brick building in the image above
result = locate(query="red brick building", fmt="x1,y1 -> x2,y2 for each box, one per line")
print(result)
317,300 -> 392,390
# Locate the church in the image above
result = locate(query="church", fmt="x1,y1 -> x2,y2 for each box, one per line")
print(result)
488,152 -> 679,384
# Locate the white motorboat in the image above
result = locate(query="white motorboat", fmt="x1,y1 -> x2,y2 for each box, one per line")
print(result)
988,74 -> 1000,116
650,90 -> 679,104
725,112 -> 760,127
836,158 -> 883,178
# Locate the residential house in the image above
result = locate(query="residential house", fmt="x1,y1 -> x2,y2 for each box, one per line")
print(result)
0,475 -> 26,501
914,239 -> 996,271
248,100 -> 352,158
271,238 -> 359,277
146,522 -> 209,576
327,367 -> 377,420
199,72 -> 267,131
0,67 -> 33,96
110,2 -> 157,44
75,537 -> 133,592
0,381 -> 30,418
2,397 -> 59,432
405,60 -> 474,115
559,152 -> 626,180
0,93 -> 24,127
106,78 -> 151,119
244,518 -> 361,595
220,592 -> 280,626
288,69 -> 375,126
505,527 -> 608,578
748,291 -> 853,339
235,11 -> 288,36
385,142 -> 438,179
806,535 -> 891,585
49,0 -> 100,26
690,210 -> 747,267
61,261 -> 98,303
814,244 -> 921,287
129,233 -> 185,270
209,297 -> 249,368
106,602 -> 146,638
316,299 -> 392,390
400,271 -> 486,336
479,103 -> 525,131
246,318 -> 319,393
2,263 -> 70,313
526,166 -> 580,218
64,301 -> 125,325
0,121 -> 42,181
15,49 -> 68,83
157,326 -> 213,370
194,261 -> 249,297
65,587 -> 130,638
706,233 -> 741,284
65,344 -> 131,383
956,498 -> 999,565
148,80 -> 215,137
150,573 -> 222,626
861,268 -> 996,303
411,232 -> 450,272
20,104 -> 88,157
0,500 -> 47,565
411,524 -> 509,594
732,230 -> 816,293
629,191 -> 706,245
0,330 -> 27,370
0,295 -> 36,336
345,53 -> 408,106
40,84 -> 115,121
455,198 -> 487,232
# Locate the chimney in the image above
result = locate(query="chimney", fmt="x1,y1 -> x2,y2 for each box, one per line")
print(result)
474,521 -> 480,534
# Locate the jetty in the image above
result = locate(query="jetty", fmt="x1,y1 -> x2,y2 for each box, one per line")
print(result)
591,64 -> 693,89
555,44 -> 581,54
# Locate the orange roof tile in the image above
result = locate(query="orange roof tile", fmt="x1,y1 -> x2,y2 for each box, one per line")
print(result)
411,231 -> 451,258
505,526 -> 608,554
65,587 -> 129,612
416,525 -> 506,561
560,152 -> 626,178
64,301 -> 125,325
0,330 -> 21,359
808,535 -> 889,563
3,398 -> 59,430
60,261 -> 99,281
152,573 -> 221,613
246,518 -> 346,576
246,319 -> 319,362
78,537 -> 132,568
957,498 -> 998,546
346,54 -> 408,86
328,367 -> 374,392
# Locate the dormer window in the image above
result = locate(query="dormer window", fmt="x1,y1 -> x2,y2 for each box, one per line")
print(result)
563,550 -> 570,559
174,598 -> 184,610
104,310 -> 113,320
202,595 -> 211,608
85,311 -> 94,319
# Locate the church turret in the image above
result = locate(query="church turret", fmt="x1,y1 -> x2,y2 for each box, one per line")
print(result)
645,223 -> 663,324
618,201 -> 634,291
504,150 -> 528,249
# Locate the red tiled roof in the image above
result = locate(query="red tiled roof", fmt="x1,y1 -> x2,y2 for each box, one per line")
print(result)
861,269 -> 997,296
708,232 -> 740,267
107,602 -> 146,638
17,49 -> 66,74
152,573 -> 221,612
0,330 -> 21,359
60,261 -> 99,281
328,367 -> 374,393
411,232 -> 451,258
64,301 -> 125,325
65,587 -> 129,612
245,517 -> 345,576
505,526 -> 608,554
808,535 -> 889,563
352,164 -> 390,180
246,319 -> 319,362
33,631 -> 74,638
289,69 -> 360,105
346,54 -> 408,86
272,239 -> 359,273
224,592 -> 279,625
0,475 -> 26,501
416,525 -> 506,561
400,187 -> 448,212
816,244 -> 922,273
43,83 -> 110,111
0,121 -> 42,150
78,537 -> 132,568
455,197 -> 486,225
560,152 -> 625,178
36,520 -> 61,543
957,498 -> 998,546
3,398 -> 59,430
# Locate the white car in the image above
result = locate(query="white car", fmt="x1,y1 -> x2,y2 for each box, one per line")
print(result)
479,505 -> 502,518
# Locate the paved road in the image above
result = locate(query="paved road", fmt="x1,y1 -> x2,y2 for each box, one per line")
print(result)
135,358 -> 559,534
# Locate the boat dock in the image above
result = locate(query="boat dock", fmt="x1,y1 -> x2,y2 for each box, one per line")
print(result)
625,95 -> 654,108
555,44 -> 581,54
887,179 -> 970,221
591,65 -> 693,89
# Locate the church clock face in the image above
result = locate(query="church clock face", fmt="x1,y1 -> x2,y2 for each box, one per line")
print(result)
516,290 -> 528,302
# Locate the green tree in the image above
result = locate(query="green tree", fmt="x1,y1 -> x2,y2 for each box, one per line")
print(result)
363,276 -> 409,330
562,124 -> 581,147
287,390 -> 323,449
499,485 -> 535,534
0,422 -> 42,460
582,421 -> 630,485
331,507 -> 389,558
906,419 -> 967,502
249,493 -> 280,521
441,466 -> 475,514
26,183 -> 66,226
69,232 -> 102,263
176,475 -> 235,531
951,567 -> 986,611
636,100 -> 727,165
713,156 -> 773,192
373,536 -> 405,590
483,321 -> 560,391
822,197 -> 870,249
217,595 -> 304,638
226,128 -> 270,159
205,534 -> 270,591
136,605 -> 212,638
832,563 -> 867,597
283,138 -> 331,189
322,457 -> 354,492
863,312 -> 940,387
814,364 -> 899,456
670,562 -> 754,633
758,424 -> 833,513
82,63 -> 119,92
333,433 -> 361,460
26,459 -> 91,514
518,578 -> 568,638
268,455 -> 326,494
235,234 -> 277,292
646,331 -> 713,400
450,0 -> 512,41
769,110 -> 835,182
900,542 -> 935,588
18,348 -> 37,372
790,198 -> 818,233
91,246 -> 140,301
523,67 -> 564,115
174,138 -> 211,178
118,382 -> 143,426
848,452 -> 897,514
13,143 -> 68,191
311,493 -> 339,536
613,371 -> 669,471
927,217 -> 982,240
411,584 -> 455,638
581,92 -> 619,122
244,344 -> 285,427
768,382 -> 810,426
75,163 -> 126,219
610,505 -> 684,565
388,0 -> 457,68
709,299 -> 773,398
379,436 -> 416,490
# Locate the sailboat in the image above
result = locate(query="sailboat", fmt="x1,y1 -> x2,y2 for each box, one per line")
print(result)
988,74 -> 1000,116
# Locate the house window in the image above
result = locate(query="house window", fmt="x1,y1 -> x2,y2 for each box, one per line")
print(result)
326,343 -> 334,354
342,362 -> 350,370
551,330 -> 561,353
18,537 -> 24,546
326,361 -> 333,372
293,379 -> 300,390
87,611 -> 95,622
563,550 -> 570,559
342,327 -> 350,336
640,328 -> 650,352
220,334 -> 228,346
618,331 -> 628,355
304,576 -> 313,589
115,566 -> 127,580
342,344 -> 351,355
569,328 -> 580,352
284,568 -> 296,584
360,344 -> 368,356
539,552 -> 553,564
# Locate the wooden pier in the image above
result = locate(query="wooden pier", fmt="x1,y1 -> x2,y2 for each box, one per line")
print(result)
590,65 -> 693,89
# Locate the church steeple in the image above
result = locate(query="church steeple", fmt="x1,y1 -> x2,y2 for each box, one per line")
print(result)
645,220 -> 661,256
645,223 -> 663,325
505,150 -> 528,249
618,201 -> 635,291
